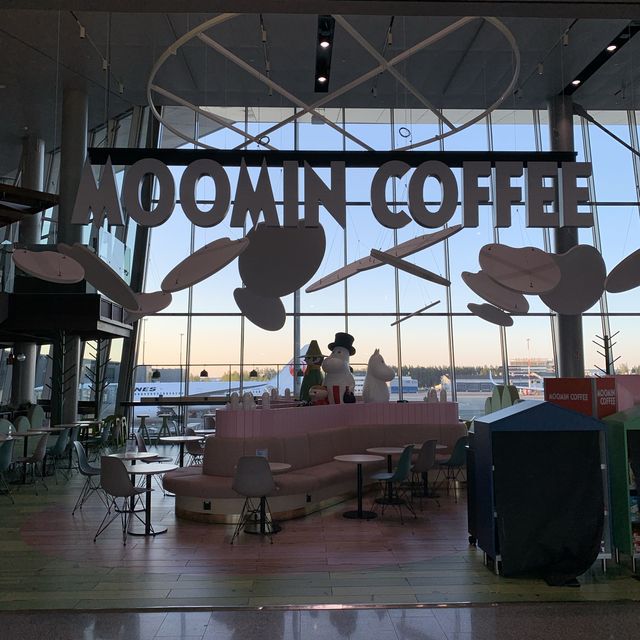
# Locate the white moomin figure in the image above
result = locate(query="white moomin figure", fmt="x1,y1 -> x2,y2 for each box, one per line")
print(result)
322,332 -> 356,404
362,349 -> 395,403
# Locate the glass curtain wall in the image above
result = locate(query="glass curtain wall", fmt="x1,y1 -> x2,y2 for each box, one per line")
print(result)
126,106 -> 640,419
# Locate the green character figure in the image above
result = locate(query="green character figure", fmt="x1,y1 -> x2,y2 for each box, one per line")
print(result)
299,340 -> 325,403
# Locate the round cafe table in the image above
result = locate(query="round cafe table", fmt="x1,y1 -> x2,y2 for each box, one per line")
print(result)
334,454 -> 384,520
120,461 -> 178,536
159,435 -> 204,467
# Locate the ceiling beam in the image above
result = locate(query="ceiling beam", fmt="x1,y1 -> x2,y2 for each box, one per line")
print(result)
3,2 -> 640,19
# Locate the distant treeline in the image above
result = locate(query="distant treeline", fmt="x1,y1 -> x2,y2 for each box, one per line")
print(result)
352,365 -> 503,389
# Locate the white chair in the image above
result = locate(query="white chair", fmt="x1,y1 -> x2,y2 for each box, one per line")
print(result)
185,427 -> 205,465
231,456 -> 278,544
94,456 -> 148,545
15,433 -> 49,494
72,441 -> 105,514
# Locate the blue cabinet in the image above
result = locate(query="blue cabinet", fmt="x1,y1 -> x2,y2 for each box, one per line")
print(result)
469,400 -> 611,582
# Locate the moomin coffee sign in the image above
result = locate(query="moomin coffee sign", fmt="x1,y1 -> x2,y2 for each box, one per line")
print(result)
72,151 -> 594,232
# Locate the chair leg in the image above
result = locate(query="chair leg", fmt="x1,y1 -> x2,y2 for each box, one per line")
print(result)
72,476 -> 91,515
0,472 -> 14,504
94,497 -> 119,542
231,497 -> 251,544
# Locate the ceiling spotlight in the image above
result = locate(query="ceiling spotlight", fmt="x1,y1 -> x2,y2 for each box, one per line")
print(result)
200,369 -> 209,378
79,24 -> 86,39
537,63 -> 544,75
571,79 -> 581,86
607,44 -> 617,52
562,32 -> 569,46
315,14 -> 335,92
249,369 -> 258,378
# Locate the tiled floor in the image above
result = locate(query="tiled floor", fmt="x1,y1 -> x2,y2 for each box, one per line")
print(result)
2,446 -> 640,612
1,603 -> 640,639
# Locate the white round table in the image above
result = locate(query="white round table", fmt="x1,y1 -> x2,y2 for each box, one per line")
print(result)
121,461 -> 178,536
159,435 -> 204,467
334,454 -> 384,520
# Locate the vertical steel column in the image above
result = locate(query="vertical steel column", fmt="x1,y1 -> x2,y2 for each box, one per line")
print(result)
533,109 -> 559,375
115,108 -> 158,420
391,109 -> 403,400
548,94 -> 584,377
486,115 -> 509,385
11,135 -> 45,406
54,88 -> 88,423
293,108 -> 301,397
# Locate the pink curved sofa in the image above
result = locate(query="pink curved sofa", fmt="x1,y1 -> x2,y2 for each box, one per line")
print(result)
163,422 -> 467,523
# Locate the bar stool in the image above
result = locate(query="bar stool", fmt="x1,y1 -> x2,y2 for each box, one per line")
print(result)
156,413 -> 173,444
137,414 -> 151,445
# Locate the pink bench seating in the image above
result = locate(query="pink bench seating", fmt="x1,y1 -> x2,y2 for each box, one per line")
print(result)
163,422 -> 467,523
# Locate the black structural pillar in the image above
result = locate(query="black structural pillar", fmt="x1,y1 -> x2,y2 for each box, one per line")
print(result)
548,94 -> 584,378
52,87 -> 87,424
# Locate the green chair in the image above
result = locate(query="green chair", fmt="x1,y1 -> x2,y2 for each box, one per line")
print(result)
435,435 -> 468,503
0,419 -> 12,435
371,445 -> 416,523
27,405 -> 45,429
13,416 -> 30,433
410,439 -> 440,509
0,439 -> 15,503
46,428 -> 71,483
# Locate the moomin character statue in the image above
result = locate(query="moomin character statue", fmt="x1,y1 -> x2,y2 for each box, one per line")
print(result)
362,349 -> 395,403
322,332 -> 356,404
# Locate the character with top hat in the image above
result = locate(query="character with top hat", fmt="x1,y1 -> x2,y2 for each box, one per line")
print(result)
322,332 -> 356,404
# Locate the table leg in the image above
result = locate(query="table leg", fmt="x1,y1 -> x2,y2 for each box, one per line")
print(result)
179,442 -> 185,468
343,463 -> 377,520
145,474 -> 152,536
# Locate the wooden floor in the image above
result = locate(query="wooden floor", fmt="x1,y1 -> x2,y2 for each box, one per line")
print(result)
2,449 -> 640,611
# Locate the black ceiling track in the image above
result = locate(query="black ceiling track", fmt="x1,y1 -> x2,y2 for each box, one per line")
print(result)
87,148 -> 577,167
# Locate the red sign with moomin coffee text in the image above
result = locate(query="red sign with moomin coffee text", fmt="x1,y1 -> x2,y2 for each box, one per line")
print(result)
544,377 -> 617,418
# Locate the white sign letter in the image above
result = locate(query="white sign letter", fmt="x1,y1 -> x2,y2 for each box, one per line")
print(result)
122,158 -> 175,227
560,161 -> 593,227
370,161 -> 411,229
462,161 -> 491,228
179,159 -> 230,228
494,161 -> 523,228
526,162 -> 558,228
408,161 -> 457,228
72,157 -> 124,227
231,159 -> 279,228
304,161 -> 346,228
283,161 -> 299,227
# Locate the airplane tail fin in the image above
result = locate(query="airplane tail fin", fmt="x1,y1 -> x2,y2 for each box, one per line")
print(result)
265,344 -> 310,395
